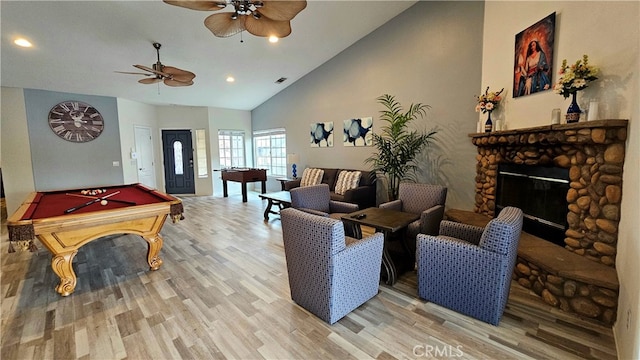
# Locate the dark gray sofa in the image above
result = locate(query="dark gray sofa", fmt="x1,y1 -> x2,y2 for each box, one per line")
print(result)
283,168 -> 376,209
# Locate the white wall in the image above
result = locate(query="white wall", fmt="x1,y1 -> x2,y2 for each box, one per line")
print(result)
1,87 -> 35,214
482,2 -> 639,359
481,2 -> 638,128
116,98 -> 161,186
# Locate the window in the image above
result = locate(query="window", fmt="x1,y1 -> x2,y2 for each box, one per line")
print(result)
218,130 -> 245,168
195,129 -> 208,178
253,128 -> 286,177
173,141 -> 183,175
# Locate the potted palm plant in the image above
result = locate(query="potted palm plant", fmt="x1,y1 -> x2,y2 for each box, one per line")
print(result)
365,94 -> 437,201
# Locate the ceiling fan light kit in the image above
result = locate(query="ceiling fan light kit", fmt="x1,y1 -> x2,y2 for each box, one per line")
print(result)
164,0 -> 307,39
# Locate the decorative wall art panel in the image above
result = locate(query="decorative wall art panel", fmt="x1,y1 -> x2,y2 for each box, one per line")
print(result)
343,117 -> 373,147
513,12 -> 555,98
310,122 -> 334,147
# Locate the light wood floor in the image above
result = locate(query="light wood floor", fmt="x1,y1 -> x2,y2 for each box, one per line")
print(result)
1,193 -> 617,359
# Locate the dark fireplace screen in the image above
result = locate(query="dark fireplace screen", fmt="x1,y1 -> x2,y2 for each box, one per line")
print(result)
495,164 -> 569,246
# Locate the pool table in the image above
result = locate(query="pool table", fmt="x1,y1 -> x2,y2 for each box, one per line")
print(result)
6,183 -> 184,296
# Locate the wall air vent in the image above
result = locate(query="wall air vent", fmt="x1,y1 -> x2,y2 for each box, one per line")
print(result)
275,77 -> 287,84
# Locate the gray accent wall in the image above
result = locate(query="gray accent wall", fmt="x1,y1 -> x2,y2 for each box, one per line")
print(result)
24,89 -> 123,190
251,1 -> 484,208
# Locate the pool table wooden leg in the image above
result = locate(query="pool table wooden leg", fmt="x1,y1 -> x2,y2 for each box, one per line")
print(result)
51,251 -> 78,297
143,234 -> 164,270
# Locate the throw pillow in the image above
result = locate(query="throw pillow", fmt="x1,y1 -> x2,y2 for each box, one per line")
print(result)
300,168 -> 324,187
334,171 -> 362,195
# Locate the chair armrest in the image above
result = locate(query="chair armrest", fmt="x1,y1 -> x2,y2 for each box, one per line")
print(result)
341,186 -> 376,208
438,220 -> 484,245
420,205 -> 445,236
329,200 -> 359,213
336,233 -> 384,268
284,179 -> 302,191
379,199 -> 402,211
297,208 -> 330,217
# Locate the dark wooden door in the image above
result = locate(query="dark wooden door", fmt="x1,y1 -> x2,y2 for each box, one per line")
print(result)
162,130 -> 195,194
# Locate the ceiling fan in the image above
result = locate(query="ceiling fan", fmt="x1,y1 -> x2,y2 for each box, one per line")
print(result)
163,0 -> 307,39
117,43 -> 195,87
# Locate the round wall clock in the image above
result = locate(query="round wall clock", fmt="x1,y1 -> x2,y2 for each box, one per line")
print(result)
48,100 -> 104,143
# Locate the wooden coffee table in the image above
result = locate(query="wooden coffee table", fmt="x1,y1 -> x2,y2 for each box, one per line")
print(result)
342,208 -> 419,285
258,191 -> 291,221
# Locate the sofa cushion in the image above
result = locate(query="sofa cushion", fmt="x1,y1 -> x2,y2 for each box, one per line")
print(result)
334,171 -> 362,195
358,170 -> 374,186
322,168 -> 339,190
300,168 -> 324,187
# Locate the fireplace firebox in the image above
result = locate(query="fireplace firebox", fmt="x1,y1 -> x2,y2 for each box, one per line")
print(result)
495,164 -> 568,246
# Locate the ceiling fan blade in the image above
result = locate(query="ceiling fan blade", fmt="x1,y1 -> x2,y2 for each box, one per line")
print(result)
257,0 -> 307,21
115,71 -> 154,76
163,0 -> 226,11
244,15 -> 291,38
139,77 -> 163,85
164,78 -> 194,87
204,13 -> 247,38
133,64 -> 172,78
162,66 -> 196,83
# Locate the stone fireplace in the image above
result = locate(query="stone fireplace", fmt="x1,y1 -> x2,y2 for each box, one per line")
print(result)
468,119 -> 628,325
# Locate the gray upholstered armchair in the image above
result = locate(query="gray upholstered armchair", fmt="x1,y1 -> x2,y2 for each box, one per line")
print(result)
379,183 -> 447,254
416,206 -> 524,325
290,184 -> 359,219
280,208 -> 384,324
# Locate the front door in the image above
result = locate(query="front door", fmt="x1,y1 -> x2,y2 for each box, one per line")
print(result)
162,130 -> 195,194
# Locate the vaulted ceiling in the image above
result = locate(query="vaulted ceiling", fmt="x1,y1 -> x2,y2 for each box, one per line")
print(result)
1,1 -> 416,110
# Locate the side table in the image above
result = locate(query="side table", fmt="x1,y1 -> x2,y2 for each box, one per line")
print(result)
276,177 -> 295,191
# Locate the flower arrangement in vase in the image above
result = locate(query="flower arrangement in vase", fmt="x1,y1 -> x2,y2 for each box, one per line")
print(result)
553,54 -> 598,123
475,86 -> 504,132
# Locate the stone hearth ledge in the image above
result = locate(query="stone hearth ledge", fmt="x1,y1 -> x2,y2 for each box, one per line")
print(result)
445,209 -> 618,290
446,207 -> 619,325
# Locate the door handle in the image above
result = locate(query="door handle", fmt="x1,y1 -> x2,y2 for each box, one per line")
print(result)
189,159 -> 194,168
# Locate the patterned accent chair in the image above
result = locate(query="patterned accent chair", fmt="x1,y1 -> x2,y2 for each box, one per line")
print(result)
290,184 -> 359,219
416,206 -> 524,325
379,183 -> 447,255
290,184 -> 359,237
280,208 -> 384,324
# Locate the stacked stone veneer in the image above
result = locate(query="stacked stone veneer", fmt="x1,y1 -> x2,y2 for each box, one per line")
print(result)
514,255 -> 618,325
470,120 -> 627,325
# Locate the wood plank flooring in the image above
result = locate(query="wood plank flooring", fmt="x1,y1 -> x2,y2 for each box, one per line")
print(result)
1,193 -> 617,359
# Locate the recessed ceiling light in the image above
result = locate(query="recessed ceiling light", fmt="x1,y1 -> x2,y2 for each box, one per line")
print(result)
268,36 -> 279,43
14,38 -> 33,48
226,76 -> 235,83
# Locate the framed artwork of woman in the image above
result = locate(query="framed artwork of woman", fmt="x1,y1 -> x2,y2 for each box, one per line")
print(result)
513,13 -> 556,98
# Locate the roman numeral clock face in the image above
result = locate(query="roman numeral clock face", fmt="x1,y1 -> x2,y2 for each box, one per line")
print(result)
48,101 -> 104,143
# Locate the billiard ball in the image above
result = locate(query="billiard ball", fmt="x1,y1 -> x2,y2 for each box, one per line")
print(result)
100,200 -> 108,206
